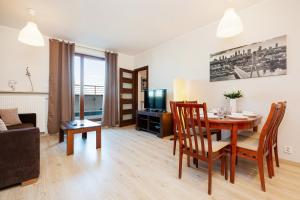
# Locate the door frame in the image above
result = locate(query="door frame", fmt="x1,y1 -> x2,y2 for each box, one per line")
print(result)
133,66 -> 149,112
118,66 -> 148,127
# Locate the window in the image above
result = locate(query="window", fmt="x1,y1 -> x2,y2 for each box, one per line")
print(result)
74,54 -> 105,121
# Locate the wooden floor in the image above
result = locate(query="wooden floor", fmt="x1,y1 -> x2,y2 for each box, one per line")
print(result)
1,126 -> 300,200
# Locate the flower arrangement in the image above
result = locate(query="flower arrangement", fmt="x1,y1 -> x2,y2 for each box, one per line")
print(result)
224,90 -> 243,99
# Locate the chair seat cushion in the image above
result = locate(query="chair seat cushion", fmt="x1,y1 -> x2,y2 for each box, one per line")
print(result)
237,135 -> 259,151
239,130 -> 260,139
224,135 -> 259,151
210,139 -> 230,152
196,136 -> 229,152
7,123 -> 34,130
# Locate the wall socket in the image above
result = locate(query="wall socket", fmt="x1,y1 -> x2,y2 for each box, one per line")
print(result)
283,146 -> 293,154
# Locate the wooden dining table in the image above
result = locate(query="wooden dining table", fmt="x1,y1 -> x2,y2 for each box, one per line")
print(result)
207,115 -> 262,183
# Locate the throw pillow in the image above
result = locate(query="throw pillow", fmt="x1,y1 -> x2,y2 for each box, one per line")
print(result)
0,108 -> 22,126
0,119 -> 8,131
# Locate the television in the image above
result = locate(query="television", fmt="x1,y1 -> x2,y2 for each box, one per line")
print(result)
144,89 -> 167,111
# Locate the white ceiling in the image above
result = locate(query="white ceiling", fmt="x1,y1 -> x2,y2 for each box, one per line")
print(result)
0,0 -> 264,55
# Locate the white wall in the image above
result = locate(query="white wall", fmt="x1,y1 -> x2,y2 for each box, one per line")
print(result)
135,0 -> 300,162
0,25 -> 134,132
0,26 -> 49,92
0,25 -> 134,92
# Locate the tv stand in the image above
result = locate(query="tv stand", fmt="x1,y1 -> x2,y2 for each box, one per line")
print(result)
136,110 -> 173,138
144,109 -> 165,113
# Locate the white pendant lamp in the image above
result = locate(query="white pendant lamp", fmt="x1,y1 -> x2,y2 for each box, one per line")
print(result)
216,8 -> 243,38
18,9 -> 44,46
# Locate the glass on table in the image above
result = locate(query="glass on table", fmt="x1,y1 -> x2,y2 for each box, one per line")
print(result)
225,106 -> 232,116
217,107 -> 225,118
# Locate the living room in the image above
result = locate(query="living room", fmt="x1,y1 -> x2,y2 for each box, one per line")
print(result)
0,0 -> 300,199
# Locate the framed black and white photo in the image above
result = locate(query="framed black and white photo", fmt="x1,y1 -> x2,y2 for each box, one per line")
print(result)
210,35 -> 287,82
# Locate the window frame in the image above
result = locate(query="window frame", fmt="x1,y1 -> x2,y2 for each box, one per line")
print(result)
74,53 -> 105,120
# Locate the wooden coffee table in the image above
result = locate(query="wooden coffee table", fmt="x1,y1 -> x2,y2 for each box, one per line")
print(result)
59,119 -> 101,155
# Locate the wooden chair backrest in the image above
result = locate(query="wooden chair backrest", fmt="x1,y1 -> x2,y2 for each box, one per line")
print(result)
170,101 -> 184,132
271,101 -> 287,144
174,103 -> 212,159
170,100 -> 197,116
170,101 -> 198,133
170,101 -> 184,120
185,101 -> 198,104
258,103 -> 281,154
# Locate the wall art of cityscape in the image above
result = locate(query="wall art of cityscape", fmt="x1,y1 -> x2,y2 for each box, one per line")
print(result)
210,35 -> 287,82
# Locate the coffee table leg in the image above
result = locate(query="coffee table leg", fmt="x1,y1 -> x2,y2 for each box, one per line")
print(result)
82,132 -> 87,139
67,131 -> 74,155
230,125 -> 238,183
96,128 -> 101,149
59,129 -> 64,143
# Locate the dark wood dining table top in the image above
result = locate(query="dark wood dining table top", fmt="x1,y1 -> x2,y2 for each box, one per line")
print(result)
207,115 -> 262,124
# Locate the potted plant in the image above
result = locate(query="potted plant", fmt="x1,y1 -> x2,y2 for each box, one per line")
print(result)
224,90 -> 243,113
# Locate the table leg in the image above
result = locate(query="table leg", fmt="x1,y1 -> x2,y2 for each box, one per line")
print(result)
67,131 -> 74,155
82,132 -> 87,139
96,127 -> 101,149
59,129 -> 64,143
253,126 -> 258,132
230,125 -> 238,183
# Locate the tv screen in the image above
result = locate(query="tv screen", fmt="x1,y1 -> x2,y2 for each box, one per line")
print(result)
144,89 -> 167,111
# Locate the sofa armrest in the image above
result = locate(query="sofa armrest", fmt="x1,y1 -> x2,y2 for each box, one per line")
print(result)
0,127 -> 40,188
18,113 -> 36,127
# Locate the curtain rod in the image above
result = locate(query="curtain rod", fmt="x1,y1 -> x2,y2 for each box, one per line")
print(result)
76,44 -> 117,54
50,38 -> 116,53
76,44 -> 106,53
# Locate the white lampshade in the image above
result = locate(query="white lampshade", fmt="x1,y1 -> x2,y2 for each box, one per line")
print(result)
216,8 -> 243,38
18,21 -> 44,46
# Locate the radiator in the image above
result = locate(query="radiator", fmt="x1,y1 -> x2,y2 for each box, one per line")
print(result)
0,94 -> 48,133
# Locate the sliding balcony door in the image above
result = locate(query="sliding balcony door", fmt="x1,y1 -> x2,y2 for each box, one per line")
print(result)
74,54 -> 105,122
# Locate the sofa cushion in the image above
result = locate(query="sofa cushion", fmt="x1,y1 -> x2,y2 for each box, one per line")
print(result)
0,119 -> 8,131
0,108 -> 22,126
6,123 -> 34,130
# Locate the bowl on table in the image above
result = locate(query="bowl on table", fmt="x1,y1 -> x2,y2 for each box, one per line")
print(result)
200,112 -> 219,119
227,113 -> 249,120
242,111 -> 258,117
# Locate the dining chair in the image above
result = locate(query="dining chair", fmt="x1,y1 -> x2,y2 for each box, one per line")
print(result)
170,101 -> 184,155
234,103 -> 281,191
186,101 -> 222,141
170,101 -> 222,156
173,102 -> 229,195
239,101 -> 287,177
269,101 -> 287,176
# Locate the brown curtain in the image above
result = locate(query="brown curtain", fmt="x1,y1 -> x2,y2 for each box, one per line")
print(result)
47,39 -> 75,134
102,52 -> 119,127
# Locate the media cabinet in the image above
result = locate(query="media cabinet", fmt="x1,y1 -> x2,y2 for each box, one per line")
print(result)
136,110 -> 173,138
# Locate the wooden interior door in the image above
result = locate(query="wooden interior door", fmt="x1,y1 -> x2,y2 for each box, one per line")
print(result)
119,68 -> 135,127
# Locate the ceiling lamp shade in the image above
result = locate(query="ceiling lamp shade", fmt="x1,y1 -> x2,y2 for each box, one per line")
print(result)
216,8 -> 243,38
18,21 -> 44,46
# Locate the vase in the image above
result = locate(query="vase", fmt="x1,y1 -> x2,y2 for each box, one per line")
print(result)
230,99 -> 237,113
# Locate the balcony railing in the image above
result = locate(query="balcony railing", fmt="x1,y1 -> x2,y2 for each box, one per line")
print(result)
75,84 -> 104,95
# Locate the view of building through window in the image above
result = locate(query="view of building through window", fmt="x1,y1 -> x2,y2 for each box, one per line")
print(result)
74,54 -> 105,121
